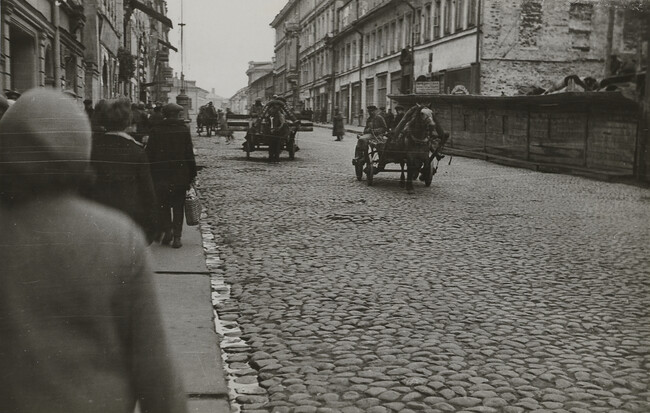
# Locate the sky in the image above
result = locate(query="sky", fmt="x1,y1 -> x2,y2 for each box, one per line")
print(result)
166,0 -> 288,98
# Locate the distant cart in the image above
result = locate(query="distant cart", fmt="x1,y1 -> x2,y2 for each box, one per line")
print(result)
226,107 -> 313,161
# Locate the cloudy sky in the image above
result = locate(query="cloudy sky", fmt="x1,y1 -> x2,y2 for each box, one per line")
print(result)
166,0 -> 287,98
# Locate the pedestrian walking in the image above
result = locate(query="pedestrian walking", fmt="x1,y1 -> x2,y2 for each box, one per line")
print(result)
332,107 -> 345,141
83,99 -> 94,120
0,88 -> 187,413
147,102 -> 197,249
81,98 -> 158,244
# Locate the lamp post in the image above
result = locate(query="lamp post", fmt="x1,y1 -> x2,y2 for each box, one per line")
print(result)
175,0 -> 191,121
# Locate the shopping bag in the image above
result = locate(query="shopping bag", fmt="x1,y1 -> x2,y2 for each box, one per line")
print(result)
184,185 -> 201,226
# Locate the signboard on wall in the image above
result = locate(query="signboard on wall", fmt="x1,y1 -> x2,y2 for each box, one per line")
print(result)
415,81 -> 440,94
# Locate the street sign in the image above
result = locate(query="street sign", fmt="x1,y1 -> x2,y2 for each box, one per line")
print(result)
415,81 -> 440,94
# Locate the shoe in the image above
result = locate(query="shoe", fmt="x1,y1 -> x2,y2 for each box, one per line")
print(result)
172,237 -> 182,249
161,231 -> 173,245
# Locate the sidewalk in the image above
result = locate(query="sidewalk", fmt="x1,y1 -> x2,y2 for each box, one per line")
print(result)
313,121 -> 364,134
147,225 -> 230,413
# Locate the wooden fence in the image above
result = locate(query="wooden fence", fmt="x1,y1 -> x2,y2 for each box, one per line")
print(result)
392,93 -> 640,178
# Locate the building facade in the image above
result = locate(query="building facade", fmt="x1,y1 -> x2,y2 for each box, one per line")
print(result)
167,74 -> 208,116
247,60 -> 274,104
228,86 -> 249,114
271,0 -> 646,125
1,0 -> 86,97
0,0 -> 175,104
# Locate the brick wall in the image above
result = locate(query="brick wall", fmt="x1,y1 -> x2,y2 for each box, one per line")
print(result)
480,0 -> 611,96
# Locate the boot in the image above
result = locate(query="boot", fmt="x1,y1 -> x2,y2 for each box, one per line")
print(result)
172,237 -> 182,249
161,231 -> 173,245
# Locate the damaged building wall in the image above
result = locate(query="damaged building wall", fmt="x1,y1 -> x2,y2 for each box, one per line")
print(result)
480,0 -> 611,95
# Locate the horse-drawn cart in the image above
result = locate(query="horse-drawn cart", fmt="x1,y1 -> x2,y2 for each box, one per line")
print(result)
225,101 -> 313,161
354,104 -> 449,191
196,104 -> 218,136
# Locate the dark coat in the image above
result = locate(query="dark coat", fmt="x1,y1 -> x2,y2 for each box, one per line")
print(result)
392,112 -> 405,130
0,196 -> 188,413
363,113 -> 388,136
82,131 -> 158,242
146,119 -> 197,191
332,112 -> 345,136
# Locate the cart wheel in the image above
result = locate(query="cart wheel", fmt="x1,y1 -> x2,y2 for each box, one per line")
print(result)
423,158 -> 435,187
366,151 -> 374,186
288,139 -> 295,160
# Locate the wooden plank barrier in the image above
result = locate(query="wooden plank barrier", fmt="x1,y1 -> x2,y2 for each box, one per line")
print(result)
226,113 -> 313,132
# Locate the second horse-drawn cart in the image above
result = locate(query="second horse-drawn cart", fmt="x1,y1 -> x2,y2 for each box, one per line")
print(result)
353,102 -> 449,191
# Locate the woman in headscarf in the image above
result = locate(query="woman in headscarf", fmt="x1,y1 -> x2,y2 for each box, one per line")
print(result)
0,88 -> 187,413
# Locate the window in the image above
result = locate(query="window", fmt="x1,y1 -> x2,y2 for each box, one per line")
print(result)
365,78 -> 375,107
371,31 -> 376,60
424,4 -> 432,41
390,21 -> 397,53
468,0 -> 477,27
444,0 -> 452,34
405,13 -> 412,45
378,28 -> 383,57
433,0 -> 441,38
364,34 -> 370,62
377,74 -> 387,108
415,8 -> 422,44
455,0 -> 465,32
351,40 -> 357,68
346,43 -> 351,70
519,1 -> 543,47
397,18 -> 404,49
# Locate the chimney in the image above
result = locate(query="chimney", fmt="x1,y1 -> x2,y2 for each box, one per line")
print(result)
212,88 -> 215,94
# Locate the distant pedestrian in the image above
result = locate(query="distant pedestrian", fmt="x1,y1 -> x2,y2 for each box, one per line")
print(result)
83,99 -> 94,120
82,98 -> 158,244
332,107 -> 345,141
0,88 -> 188,413
147,102 -> 197,248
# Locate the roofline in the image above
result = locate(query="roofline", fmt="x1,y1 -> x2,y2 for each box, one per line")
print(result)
270,0 -> 299,28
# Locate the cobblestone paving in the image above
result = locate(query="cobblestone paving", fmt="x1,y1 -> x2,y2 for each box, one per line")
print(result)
194,128 -> 650,413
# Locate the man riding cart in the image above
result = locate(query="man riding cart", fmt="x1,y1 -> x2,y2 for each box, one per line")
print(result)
243,97 -> 301,161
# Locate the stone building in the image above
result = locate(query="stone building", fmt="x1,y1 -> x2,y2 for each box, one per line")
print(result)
167,74 -> 209,117
271,0 -> 646,125
247,61 -> 274,104
123,0 -> 175,104
228,86 -> 249,114
1,0 -> 86,97
82,0 -> 175,104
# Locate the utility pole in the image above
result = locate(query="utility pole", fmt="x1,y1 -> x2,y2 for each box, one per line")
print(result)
176,0 -> 191,121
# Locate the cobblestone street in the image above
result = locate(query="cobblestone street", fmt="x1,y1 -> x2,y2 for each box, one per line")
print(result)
194,127 -> 650,413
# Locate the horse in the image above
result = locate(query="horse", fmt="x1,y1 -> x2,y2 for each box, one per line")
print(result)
197,105 -> 218,136
382,104 -> 446,192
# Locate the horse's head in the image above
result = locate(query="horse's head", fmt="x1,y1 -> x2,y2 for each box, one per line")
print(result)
404,105 -> 435,144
